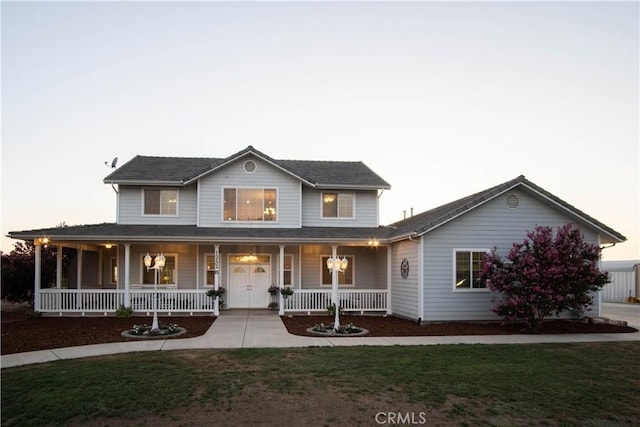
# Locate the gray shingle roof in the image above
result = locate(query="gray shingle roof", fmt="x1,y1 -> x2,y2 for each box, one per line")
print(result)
104,145 -> 391,189
384,175 -> 627,243
9,175 -> 625,245
7,223 -> 387,243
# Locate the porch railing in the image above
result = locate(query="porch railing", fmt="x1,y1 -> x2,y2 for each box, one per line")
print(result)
37,289 -> 214,315
284,289 -> 388,313
36,288 -> 387,315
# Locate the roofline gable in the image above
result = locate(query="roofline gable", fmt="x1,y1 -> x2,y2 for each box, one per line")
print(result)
387,175 -> 626,244
183,145 -> 317,186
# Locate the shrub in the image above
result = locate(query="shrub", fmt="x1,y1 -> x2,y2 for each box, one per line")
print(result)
116,305 -> 134,318
206,287 -> 226,298
480,224 -> 610,332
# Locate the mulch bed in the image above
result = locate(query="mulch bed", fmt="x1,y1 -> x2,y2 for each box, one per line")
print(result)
280,314 -> 638,337
1,310 -> 215,355
1,308 -> 636,355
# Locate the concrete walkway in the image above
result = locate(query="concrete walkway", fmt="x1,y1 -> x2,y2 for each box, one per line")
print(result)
2,306 -> 638,369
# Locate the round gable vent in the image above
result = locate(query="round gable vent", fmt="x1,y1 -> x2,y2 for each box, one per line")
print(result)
243,160 -> 257,173
506,194 -> 519,209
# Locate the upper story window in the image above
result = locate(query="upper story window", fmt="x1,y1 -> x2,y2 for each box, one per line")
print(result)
454,249 -> 488,291
322,192 -> 354,218
144,189 -> 177,215
224,188 -> 277,222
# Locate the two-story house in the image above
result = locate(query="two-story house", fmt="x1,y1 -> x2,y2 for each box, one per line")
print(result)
8,146 -> 626,322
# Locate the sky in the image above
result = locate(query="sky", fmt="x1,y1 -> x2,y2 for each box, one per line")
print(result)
1,1 -> 638,261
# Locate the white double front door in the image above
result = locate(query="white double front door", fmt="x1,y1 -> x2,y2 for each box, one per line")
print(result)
229,263 -> 271,308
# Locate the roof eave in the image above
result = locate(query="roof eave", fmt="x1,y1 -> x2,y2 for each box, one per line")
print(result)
314,184 -> 391,190
103,179 -> 185,186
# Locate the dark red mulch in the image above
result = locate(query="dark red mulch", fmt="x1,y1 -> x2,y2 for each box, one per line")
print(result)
280,314 -> 638,337
1,309 -> 636,356
1,310 -> 215,355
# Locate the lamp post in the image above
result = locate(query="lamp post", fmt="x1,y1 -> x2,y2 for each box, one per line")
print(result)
144,252 -> 166,331
326,255 -> 348,331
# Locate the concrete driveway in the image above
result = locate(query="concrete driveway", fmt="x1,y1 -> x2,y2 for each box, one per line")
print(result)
602,302 -> 640,329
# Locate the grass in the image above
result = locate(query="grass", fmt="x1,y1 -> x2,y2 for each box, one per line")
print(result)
2,342 -> 639,426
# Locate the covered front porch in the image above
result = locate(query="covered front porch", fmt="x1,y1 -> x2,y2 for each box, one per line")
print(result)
26,229 -> 392,316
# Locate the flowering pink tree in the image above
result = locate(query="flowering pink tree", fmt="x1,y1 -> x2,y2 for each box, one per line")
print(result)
480,224 -> 609,332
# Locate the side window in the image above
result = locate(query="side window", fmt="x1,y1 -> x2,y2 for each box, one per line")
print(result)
454,250 -> 487,290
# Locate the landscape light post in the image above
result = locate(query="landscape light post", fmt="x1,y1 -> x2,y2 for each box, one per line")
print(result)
144,252 -> 166,331
326,247 -> 349,332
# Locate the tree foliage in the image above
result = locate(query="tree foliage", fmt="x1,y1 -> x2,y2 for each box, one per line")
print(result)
1,241 -> 75,303
480,223 -> 609,331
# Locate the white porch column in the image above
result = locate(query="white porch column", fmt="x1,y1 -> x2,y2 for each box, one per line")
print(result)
56,244 -> 63,289
34,242 -> 42,311
124,244 -> 131,308
98,249 -> 103,288
278,245 -> 285,315
213,244 -> 220,316
386,245 -> 392,315
76,245 -> 83,290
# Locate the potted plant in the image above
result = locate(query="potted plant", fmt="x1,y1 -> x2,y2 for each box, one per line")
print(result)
206,287 -> 226,298
267,285 -> 280,295
268,301 -> 278,310
280,286 -> 294,298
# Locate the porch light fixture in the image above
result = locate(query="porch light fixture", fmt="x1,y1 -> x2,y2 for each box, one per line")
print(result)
326,256 -> 348,272
144,252 -> 166,330
368,239 -> 379,247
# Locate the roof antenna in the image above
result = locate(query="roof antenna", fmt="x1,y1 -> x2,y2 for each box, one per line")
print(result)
105,157 -> 118,169
104,157 -> 119,194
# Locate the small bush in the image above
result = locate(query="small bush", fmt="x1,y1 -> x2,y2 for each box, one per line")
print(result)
116,305 -> 134,318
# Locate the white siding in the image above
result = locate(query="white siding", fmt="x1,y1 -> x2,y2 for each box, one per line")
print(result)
301,187 -> 379,227
390,240 -> 420,319
423,190 -> 600,321
117,185 -> 197,225
198,156 -> 302,228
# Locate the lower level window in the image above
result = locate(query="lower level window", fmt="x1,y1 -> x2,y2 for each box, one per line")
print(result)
454,250 -> 486,290
321,256 -> 353,286
142,254 -> 176,285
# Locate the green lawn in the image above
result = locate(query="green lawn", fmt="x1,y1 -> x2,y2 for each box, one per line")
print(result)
2,342 -> 639,426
